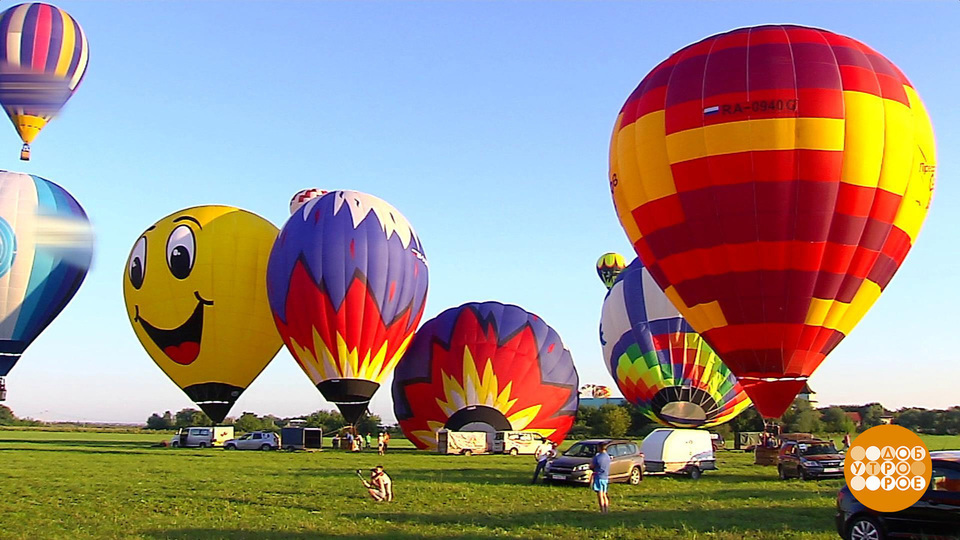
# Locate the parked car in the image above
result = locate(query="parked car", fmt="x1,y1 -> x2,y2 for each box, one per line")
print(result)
544,439 -> 644,485
492,431 -> 549,456
223,431 -> 279,451
642,428 -> 716,479
169,426 -> 234,448
836,451 -> 960,539
778,439 -> 843,480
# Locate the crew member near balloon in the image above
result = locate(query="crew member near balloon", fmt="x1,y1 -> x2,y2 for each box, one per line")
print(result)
0,3 -> 90,160
392,301 -> 580,450
123,205 -> 283,423
267,190 -> 429,425
600,258 -> 750,428
0,171 -> 92,400
608,25 -> 936,419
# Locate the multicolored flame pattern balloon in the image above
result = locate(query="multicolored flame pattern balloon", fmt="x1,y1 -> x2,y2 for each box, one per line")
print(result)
596,252 -> 627,290
267,190 -> 428,424
0,171 -> 91,379
393,302 -> 579,450
608,25 -> 936,417
0,3 -> 89,157
600,259 -> 749,428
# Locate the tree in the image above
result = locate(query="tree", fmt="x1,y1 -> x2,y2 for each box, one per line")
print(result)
234,412 -> 264,433
356,413 -> 382,436
821,407 -> 856,434
0,404 -> 15,425
146,411 -> 174,430
174,408 -> 212,428
859,403 -> 886,430
595,405 -> 631,438
728,406 -> 764,433
782,399 -> 823,434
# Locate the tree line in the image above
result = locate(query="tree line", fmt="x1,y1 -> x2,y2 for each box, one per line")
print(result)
145,408 -> 384,436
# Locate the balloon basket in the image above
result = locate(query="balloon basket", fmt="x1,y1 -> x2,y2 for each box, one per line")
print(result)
19,144 -> 29,161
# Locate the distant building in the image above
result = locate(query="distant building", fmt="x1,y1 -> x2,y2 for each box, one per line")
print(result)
797,383 -> 817,407
845,411 -> 863,428
880,416 -> 894,425
579,397 -> 628,409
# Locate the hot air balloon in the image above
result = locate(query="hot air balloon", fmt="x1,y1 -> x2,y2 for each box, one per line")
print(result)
0,171 -> 92,399
0,3 -> 89,160
267,190 -> 429,425
289,188 -> 327,215
597,252 -> 627,289
601,259 -> 750,428
608,25 -> 936,418
123,206 -> 282,423
392,302 -> 579,450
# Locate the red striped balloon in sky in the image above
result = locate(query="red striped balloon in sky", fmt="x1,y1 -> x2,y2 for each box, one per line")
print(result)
609,25 -> 936,418
0,2 -> 89,160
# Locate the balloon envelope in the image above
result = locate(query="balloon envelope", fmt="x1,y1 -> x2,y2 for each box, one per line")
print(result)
596,252 -> 627,290
0,3 -> 89,154
393,301 -> 579,449
601,259 -> 750,428
267,190 -> 429,424
608,25 -> 936,417
0,171 -> 91,378
123,206 -> 282,423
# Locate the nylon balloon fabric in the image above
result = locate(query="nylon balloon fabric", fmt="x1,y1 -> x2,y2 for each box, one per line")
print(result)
596,252 -> 627,290
0,171 -> 91,378
392,302 -> 579,450
0,3 -> 89,149
608,25 -> 936,418
267,190 -> 429,425
601,259 -> 750,428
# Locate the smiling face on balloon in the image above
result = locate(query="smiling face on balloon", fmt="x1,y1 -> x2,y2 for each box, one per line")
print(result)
122,206 -> 282,406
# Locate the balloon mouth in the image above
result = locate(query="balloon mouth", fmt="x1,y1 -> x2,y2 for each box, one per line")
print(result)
651,387 -> 720,427
134,291 -> 213,365
318,379 -> 380,425
184,382 -> 244,424
445,405 -> 512,433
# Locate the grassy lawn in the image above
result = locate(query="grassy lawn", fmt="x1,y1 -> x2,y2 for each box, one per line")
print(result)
0,430 -> 956,539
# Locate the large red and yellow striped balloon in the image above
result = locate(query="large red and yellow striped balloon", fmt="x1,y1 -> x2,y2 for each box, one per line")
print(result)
0,3 -> 89,159
609,25 -> 936,418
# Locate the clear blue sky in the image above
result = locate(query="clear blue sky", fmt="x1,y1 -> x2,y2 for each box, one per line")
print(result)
6,1 -> 957,424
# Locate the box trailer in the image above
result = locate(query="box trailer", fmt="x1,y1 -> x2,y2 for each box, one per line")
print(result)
281,427 -> 323,451
641,428 -> 716,479
437,430 -> 489,456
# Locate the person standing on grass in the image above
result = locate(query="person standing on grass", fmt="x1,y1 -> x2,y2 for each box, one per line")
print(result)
383,431 -> 391,454
377,432 -> 385,456
531,441 -> 558,484
590,442 -> 611,513
365,432 -> 372,450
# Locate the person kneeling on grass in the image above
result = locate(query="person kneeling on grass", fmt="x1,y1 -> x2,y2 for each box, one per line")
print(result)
363,465 -> 393,502
590,442 -> 611,513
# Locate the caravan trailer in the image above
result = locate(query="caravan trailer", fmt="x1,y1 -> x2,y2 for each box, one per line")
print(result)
641,428 -> 716,479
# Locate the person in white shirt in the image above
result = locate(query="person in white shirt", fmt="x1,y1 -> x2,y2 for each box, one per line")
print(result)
531,441 -> 558,484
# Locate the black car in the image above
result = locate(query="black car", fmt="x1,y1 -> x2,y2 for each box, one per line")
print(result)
836,451 -> 960,539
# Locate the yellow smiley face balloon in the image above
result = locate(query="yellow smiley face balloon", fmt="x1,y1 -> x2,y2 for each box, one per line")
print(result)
122,205 -> 282,423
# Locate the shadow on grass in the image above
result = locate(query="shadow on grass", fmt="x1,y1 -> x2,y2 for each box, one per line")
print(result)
143,530 -> 482,540
0,438 -> 156,448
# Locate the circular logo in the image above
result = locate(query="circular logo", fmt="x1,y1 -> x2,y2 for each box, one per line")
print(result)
0,216 -> 17,278
844,425 -> 931,512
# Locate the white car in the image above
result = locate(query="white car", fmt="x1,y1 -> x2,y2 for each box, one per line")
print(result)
223,431 -> 279,451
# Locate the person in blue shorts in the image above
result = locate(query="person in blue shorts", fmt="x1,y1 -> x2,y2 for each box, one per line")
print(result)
590,442 -> 611,513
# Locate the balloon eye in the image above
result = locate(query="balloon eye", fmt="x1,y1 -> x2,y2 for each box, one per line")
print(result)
166,225 -> 195,280
129,236 -> 146,289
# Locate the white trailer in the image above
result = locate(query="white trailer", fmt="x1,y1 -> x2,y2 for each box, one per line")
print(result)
640,428 -> 717,479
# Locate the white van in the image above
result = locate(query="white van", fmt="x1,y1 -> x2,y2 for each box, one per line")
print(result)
437,430 -> 489,456
170,426 -> 234,448
640,428 -> 716,479
492,431 -> 549,456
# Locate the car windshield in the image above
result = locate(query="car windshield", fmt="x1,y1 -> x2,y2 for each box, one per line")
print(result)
801,443 -> 837,456
564,443 -> 598,457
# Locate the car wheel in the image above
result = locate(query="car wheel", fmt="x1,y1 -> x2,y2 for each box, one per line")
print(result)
688,466 -> 701,480
198,442 -> 208,449
628,467 -> 642,485
509,448 -> 519,456
260,444 -> 272,451
800,468 -> 811,481
225,444 -> 235,450
847,515 -> 884,540
778,465 -> 787,480
171,442 -> 179,448
463,449 -> 473,457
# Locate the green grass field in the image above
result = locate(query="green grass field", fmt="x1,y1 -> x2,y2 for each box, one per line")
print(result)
0,430 -> 957,539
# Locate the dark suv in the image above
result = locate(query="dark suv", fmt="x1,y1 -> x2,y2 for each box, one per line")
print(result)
836,451 -> 960,539
544,439 -> 644,485
778,439 -> 844,480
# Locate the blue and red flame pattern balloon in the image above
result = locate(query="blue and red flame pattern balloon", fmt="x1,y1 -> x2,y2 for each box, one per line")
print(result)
267,190 -> 428,424
393,302 -> 579,450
